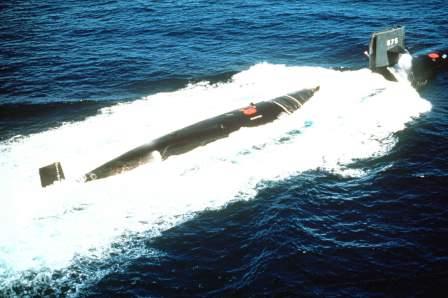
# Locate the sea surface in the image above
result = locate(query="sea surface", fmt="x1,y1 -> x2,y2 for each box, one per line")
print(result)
1,1 -> 448,297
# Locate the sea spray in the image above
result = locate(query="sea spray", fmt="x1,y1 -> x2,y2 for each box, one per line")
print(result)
0,63 -> 430,295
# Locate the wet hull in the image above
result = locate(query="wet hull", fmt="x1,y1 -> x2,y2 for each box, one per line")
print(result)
83,87 -> 319,182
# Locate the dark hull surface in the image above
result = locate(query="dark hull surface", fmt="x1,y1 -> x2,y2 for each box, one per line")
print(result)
410,51 -> 448,88
83,87 -> 319,182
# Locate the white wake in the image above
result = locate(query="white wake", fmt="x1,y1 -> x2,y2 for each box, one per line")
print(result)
0,61 -> 431,295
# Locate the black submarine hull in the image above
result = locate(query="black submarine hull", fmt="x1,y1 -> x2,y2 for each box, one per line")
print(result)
82,87 -> 319,182
409,50 -> 448,87
39,87 -> 319,186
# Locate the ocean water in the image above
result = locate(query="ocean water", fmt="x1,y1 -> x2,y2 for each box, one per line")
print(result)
1,1 -> 448,297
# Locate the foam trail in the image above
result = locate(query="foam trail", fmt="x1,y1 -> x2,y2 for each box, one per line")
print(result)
0,63 -> 431,295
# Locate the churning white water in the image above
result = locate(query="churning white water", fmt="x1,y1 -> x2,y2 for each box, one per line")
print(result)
0,60 -> 430,295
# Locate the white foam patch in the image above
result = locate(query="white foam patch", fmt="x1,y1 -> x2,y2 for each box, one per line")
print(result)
0,63 -> 431,293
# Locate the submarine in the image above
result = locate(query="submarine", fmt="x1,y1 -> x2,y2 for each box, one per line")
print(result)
39,27 -> 448,187
39,87 -> 319,187
366,26 -> 447,87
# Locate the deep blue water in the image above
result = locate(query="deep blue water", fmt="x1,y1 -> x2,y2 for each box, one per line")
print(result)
1,1 -> 448,297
